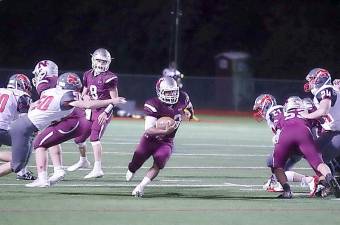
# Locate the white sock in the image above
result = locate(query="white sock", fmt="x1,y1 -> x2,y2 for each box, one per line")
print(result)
94,161 -> 102,171
38,171 -> 48,181
80,156 -> 87,162
285,171 -> 295,182
17,167 -> 28,176
140,177 -> 151,188
54,166 -> 63,173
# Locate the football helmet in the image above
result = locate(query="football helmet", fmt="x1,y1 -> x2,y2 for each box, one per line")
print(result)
57,72 -> 82,91
91,48 -> 112,76
302,97 -> 315,112
156,77 -> 179,104
7,74 -> 32,95
284,96 -> 303,112
304,68 -> 331,94
32,60 -> 58,87
252,94 -> 276,121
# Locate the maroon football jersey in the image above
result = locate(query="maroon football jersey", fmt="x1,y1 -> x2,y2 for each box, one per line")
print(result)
83,70 -> 118,101
144,91 -> 191,140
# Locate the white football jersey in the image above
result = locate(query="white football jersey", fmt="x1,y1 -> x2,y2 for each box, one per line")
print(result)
28,87 -> 77,130
313,85 -> 340,131
265,105 -> 283,133
0,88 -> 30,130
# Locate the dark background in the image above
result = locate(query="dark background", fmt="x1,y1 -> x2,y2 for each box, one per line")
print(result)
0,0 -> 339,79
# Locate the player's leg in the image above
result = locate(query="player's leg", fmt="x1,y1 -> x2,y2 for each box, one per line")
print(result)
126,136 -> 154,181
48,144 -> 66,184
68,118 -> 92,172
9,117 -> 37,178
84,116 -> 111,179
27,119 -> 80,187
272,133 -> 293,198
132,143 -> 172,197
299,134 -> 340,197
0,129 -> 35,180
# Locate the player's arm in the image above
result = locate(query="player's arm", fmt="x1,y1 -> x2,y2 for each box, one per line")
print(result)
69,97 -> 126,109
302,99 -> 331,119
144,116 -> 175,136
63,91 -> 126,109
102,87 -> 118,115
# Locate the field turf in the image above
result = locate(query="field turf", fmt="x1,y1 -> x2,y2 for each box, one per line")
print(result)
0,115 -> 339,225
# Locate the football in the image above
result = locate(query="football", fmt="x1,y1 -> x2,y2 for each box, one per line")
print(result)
155,117 -> 175,130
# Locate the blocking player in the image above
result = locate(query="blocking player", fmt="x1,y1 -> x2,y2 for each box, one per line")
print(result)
272,96 -> 340,198
125,76 -> 194,197
253,94 -> 318,196
0,74 -> 36,180
67,48 -> 120,179
0,72 -> 124,185
32,59 -> 66,184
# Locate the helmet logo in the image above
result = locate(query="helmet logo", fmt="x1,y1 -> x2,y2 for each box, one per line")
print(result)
67,74 -> 80,85
38,60 -> 48,68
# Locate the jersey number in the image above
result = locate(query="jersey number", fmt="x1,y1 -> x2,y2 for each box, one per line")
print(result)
37,96 -> 54,110
0,94 -> 9,112
284,110 -> 304,120
89,85 -> 98,100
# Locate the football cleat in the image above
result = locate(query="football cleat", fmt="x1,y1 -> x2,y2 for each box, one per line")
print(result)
263,175 -> 283,192
67,159 -> 91,172
328,177 -> 340,198
132,185 -> 144,197
308,176 -> 319,197
125,170 -> 135,182
16,170 -> 37,181
277,191 -> 293,199
25,179 -> 50,188
84,169 -> 104,179
48,169 -> 66,186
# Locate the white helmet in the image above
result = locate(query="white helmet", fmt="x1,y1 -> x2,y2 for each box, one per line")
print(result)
284,96 -> 303,112
91,48 -> 112,76
32,60 -> 58,87
156,77 -> 179,104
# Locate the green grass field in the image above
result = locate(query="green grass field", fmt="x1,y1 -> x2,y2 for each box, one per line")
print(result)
1,116 -> 340,225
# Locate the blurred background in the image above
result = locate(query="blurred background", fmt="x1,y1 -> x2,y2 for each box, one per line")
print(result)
0,0 -> 339,111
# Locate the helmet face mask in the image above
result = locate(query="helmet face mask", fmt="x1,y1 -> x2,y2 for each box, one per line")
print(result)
57,72 -> 82,91
252,94 -> 276,122
91,48 -> 112,76
304,68 -> 331,95
156,77 -> 179,104
302,97 -> 315,112
7,74 -> 32,96
284,96 -> 303,112
32,60 -> 58,87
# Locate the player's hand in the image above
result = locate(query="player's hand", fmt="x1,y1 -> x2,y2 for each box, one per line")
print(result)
111,97 -> 127,105
98,111 -> 109,125
82,95 -> 91,101
164,121 -> 176,134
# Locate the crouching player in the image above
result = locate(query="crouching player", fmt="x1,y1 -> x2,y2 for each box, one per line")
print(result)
125,77 -> 194,197
253,94 -> 319,196
272,96 -> 340,198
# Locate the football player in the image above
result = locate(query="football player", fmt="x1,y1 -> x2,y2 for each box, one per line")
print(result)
32,59 -> 67,184
272,96 -> 340,198
253,94 -> 319,196
67,48 -> 120,179
0,74 -> 36,180
125,77 -> 194,197
0,72 -> 124,186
